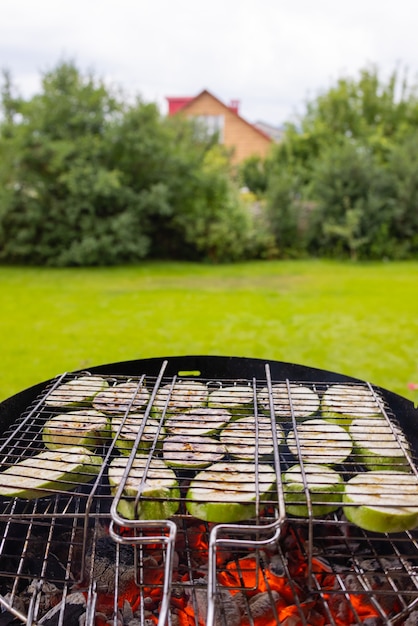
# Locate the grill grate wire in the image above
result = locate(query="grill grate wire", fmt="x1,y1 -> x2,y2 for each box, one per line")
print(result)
0,360 -> 417,625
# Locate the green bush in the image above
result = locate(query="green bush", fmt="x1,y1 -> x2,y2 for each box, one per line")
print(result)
265,66 -> 418,260
266,170 -> 308,258
383,132 -> 418,256
239,155 -> 269,195
0,62 -> 264,265
3,62 -> 418,264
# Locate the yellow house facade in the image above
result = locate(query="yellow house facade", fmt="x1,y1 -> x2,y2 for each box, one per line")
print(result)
166,89 -> 273,165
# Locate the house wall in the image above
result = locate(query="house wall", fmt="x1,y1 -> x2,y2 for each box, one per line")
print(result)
179,91 -> 272,165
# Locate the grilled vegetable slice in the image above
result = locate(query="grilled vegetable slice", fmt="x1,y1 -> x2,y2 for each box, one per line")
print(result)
93,382 -> 150,415
42,410 -> 110,451
321,384 -> 382,428
208,385 -> 254,417
349,417 -> 411,471
163,435 -> 226,469
109,456 -> 180,520
165,407 -> 232,436
343,471 -> 418,533
286,418 -> 352,465
282,464 -> 344,517
186,461 -> 276,523
152,381 -> 209,415
258,384 -> 320,419
0,447 -> 103,499
45,376 -> 109,408
219,415 -> 284,460
111,415 -> 165,456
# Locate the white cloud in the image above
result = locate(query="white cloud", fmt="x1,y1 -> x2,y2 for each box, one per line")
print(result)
1,0 -> 418,125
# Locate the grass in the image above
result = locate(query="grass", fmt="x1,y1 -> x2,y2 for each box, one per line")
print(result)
1,259 -> 418,403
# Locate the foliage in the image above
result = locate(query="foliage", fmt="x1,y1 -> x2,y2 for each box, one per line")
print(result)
265,169 -> 307,257
239,155 -> 269,194
296,66 -> 418,155
0,62 -> 262,265
266,65 -> 418,259
2,61 -> 418,264
383,131 -> 418,256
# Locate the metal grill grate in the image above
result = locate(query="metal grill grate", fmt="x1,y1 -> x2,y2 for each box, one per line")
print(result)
0,357 -> 417,625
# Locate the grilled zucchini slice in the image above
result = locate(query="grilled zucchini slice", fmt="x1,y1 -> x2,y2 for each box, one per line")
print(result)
186,461 -> 276,523
43,410 -> 110,451
152,381 -> 209,415
282,463 -> 344,517
45,376 -> 109,408
321,384 -> 382,428
93,382 -> 150,415
219,415 -> 284,460
258,384 -> 320,419
111,415 -> 165,456
349,417 -> 411,471
343,470 -> 418,533
164,407 -> 232,437
109,456 -> 180,520
0,447 -> 103,499
208,385 -> 254,417
286,418 -> 353,465
162,435 -> 226,469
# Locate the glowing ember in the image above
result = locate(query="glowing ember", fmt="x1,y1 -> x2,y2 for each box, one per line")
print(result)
12,519 -> 414,625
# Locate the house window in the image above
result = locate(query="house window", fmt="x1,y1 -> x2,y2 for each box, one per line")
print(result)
193,115 -> 224,142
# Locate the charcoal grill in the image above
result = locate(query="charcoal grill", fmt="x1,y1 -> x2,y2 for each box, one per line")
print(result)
0,355 -> 417,626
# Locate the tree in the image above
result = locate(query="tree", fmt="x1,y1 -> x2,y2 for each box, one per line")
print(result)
380,132 -> 418,257
297,66 -> 418,154
0,61 -> 259,265
0,61 -> 132,265
266,65 -> 418,259
239,155 -> 269,195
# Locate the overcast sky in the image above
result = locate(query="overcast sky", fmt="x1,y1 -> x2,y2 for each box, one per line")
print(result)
1,0 -> 417,126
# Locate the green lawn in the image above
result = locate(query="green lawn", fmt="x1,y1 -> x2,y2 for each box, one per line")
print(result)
1,260 -> 417,403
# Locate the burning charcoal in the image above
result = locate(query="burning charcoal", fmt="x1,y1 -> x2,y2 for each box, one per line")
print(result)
169,612 -> 184,626
142,596 -> 155,610
349,556 -> 416,614
243,590 -> 281,624
130,618 -> 157,626
231,592 -> 248,617
0,593 -> 26,626
404,611 -> 418,626
122,599 -> 134,623
357,556 -> 414,590
24,581 -> 61,616
325,574 -> 388,626
0,593 -> 26,617
324,588 -> 353,625
94,612 -> 123,626
193,586 -> 241,626
38,592 -> 86,625
84,535 -> 139,595
94,613 -> 110,626
268,553 -> 287,577
311,555 -> 333,574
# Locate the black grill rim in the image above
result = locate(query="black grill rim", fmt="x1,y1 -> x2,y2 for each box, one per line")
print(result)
1,355 -> 417,456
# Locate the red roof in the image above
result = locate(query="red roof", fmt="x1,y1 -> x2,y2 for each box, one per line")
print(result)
166,97 -> 194,115
166,93 -> 241,117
